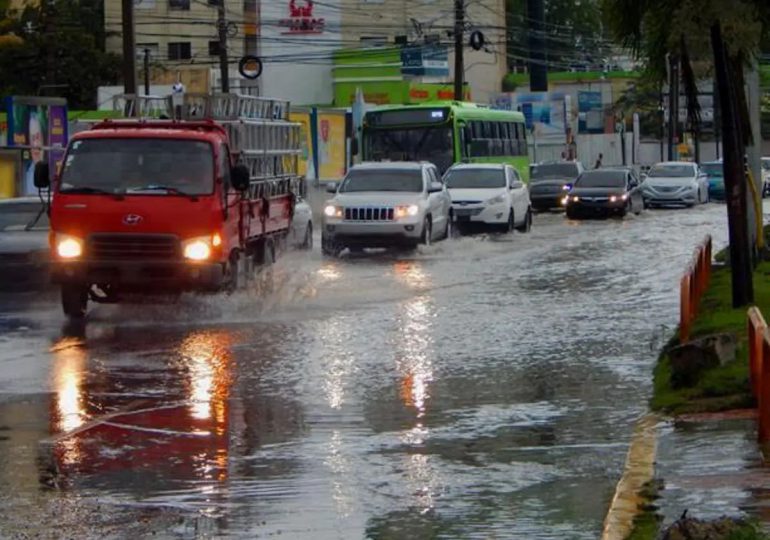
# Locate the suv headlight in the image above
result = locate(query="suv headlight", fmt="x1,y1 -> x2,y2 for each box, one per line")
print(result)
486,194 -> 506,205
56,234 -> 83,259
395,205 -> 419,219
324,205 -> 343,218
182,235 -> 218,261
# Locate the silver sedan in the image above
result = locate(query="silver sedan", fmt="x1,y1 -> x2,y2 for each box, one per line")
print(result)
641,161 -> 709,208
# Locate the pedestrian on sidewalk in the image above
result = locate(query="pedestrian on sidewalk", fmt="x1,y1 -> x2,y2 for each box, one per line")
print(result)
594,153 -> 603,169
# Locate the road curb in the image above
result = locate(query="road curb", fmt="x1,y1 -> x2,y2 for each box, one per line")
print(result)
601,413 -> 660,540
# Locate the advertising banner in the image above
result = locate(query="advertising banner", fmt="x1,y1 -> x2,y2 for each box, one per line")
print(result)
492,92 -> 569,143
289,110 -> 314,179
316,111 -> 346,180
401,46 -> 449,77
577,91 -> 604,134
5,97 -> 67,195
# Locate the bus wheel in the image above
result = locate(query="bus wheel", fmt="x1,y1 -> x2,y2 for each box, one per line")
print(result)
62,284 -> 88,318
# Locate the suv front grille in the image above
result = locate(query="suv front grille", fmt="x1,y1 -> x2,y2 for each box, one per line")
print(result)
88,234 -> 180,261
344,207 -> 394,221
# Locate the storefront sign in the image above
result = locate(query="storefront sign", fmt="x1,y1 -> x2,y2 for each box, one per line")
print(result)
279,0 -> 325,34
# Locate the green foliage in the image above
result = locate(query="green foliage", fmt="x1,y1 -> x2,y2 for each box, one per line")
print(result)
601,0 -> 769,82
0,0 -> 121,108
505,0 -> 608,72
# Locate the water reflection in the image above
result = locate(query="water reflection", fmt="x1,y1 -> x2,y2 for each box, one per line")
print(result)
44,327 -> 236,490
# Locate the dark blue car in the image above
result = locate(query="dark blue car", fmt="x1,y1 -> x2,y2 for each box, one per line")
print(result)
701,160 -> 724,201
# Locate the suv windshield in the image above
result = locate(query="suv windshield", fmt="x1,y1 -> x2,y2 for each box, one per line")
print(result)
531,163 -> 579,181
647,164 -> 694,178
0,202 -> 49,231
575,171 -> 626,188
364,128 -> 453,173
445,169 -> 506,189
340,169 -> 424,193
60,138 -> 215,195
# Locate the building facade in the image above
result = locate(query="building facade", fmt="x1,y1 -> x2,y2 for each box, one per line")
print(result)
339,0 -> 507,103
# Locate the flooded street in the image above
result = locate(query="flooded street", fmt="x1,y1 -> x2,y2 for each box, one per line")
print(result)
0,205 -> 728,539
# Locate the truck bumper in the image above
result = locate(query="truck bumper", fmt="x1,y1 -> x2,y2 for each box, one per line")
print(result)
51,260 -> 226,292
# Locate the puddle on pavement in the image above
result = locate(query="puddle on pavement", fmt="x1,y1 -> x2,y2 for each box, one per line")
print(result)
0,204 -> 740,538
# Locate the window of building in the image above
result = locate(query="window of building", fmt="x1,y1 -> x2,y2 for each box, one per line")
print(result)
208,41 -> 220,56
360,36 -> 387,47
168,42 -> 192,60
168,0 -> 190,9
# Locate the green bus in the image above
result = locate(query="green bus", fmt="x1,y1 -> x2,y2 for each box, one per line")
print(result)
361,101 -> 530,180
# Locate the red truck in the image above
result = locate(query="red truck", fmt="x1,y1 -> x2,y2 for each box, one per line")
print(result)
34,94 -> 302,317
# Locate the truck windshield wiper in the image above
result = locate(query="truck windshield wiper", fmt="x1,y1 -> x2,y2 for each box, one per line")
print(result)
60,186 -> 119,196
129,185 -> 197,199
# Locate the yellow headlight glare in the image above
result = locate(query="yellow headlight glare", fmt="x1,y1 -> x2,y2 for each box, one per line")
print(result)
56,234 -> 83,259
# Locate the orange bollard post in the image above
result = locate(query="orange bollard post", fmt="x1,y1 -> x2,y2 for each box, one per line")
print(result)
681,273 -> 691,343
759,328 -> 770,443
748,307 -> 767,399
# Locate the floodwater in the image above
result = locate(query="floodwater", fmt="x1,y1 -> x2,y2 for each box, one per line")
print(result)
0,204 -> 729,539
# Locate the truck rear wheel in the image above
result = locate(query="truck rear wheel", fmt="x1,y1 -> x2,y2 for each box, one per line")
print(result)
62,284 -> 88,318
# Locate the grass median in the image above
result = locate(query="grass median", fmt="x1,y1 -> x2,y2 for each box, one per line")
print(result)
650,248 -> 770,415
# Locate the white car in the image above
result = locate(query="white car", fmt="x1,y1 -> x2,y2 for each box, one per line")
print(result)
444,163 -> 532,232
321,162 -> 452,255
641,161 -> 709,207
290,196 -> 313,250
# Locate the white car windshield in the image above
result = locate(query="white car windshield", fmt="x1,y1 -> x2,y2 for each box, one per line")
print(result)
339,169 -> 423,193
445,169 -> 506,189
648,164 -> 694,178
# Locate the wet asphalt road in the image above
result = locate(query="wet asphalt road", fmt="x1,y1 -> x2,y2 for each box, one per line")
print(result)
0,204 -> 729,539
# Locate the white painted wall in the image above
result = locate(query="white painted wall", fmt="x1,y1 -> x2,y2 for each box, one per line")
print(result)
259,1 -> 342,105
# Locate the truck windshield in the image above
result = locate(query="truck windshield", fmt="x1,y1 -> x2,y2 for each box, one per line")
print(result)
59,138 -> 214,195
364,127 -> 454,173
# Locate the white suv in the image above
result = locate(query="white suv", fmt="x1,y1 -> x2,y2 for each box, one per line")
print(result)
322,162 -> 452,255
445,163 -> 532,232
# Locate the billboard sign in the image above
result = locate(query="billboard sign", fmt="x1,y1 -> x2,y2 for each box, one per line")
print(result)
577,91 -> 604,134
401,46 -> 449,77
4,96 -> 68,195
492,92 -> 569,142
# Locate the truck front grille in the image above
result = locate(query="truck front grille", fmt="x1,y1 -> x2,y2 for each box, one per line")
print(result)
344,207 -> 394,221
88,234 -> 180,261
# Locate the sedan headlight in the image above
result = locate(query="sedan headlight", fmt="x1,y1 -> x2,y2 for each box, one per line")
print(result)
56,234 -> 83,259
395,204 -> 420,219
486,194 -> 506,205
324,205 -> 343,218
182,235 -> 218,261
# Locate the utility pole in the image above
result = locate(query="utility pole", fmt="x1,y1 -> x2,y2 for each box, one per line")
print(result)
44,0 -> 55,89
667,53 -> 679,161
121,0 -> 137,97
711,22 -> 753,307
453,0 -> 464,101
527,0 -> 547,91
143,48 -> 150,96
217,0 -> 230,93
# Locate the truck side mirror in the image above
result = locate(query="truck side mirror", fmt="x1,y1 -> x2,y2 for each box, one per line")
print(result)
34,161 -> 50,189
231,164 -> 250,192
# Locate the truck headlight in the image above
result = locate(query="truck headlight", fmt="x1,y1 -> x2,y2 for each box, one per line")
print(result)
324,205 -> 343,218
395,205 -> 419,219
56,234 -> 83,259
183,236 -> 213,261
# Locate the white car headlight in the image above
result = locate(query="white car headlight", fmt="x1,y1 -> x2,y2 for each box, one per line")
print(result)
324,205 -> 343,218
56,234 -> 83,259
486,194 -> 506,205
395,205 -> 419,219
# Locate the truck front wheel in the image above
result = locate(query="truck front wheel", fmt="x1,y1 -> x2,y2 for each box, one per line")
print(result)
62,284 -> 88,318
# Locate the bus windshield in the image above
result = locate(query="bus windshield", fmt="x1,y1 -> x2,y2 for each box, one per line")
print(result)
364,127 -> 454,173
